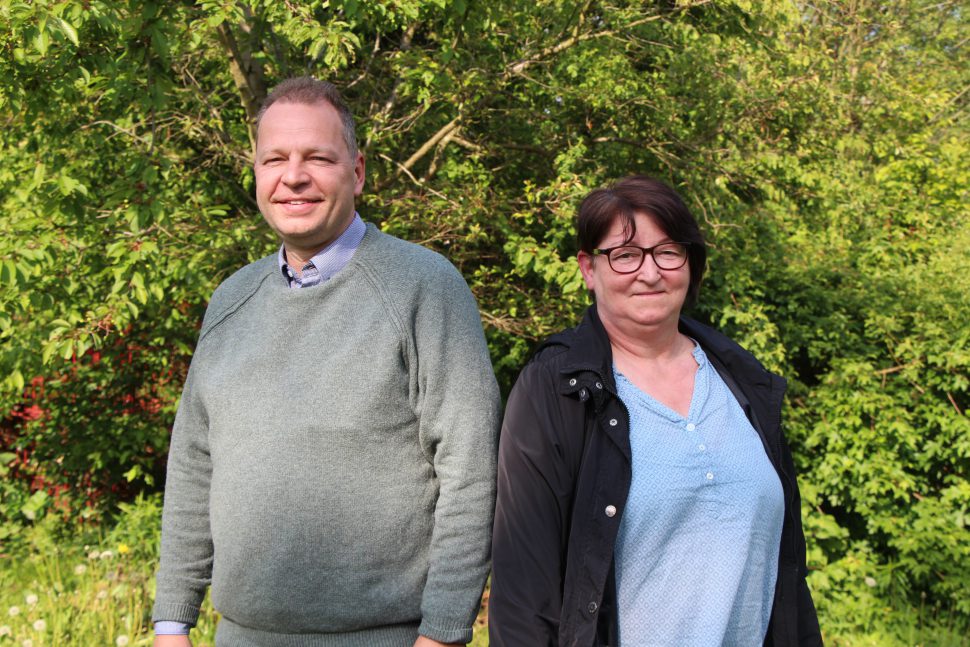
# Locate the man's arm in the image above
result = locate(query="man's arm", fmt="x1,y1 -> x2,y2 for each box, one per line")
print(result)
152,359 -> 214,629
411,259 -> 501,645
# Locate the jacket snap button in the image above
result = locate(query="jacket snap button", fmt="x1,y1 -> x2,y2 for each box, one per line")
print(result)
587,601 -> 598,614
595,382 -> 602,389
609,418 -> 618,426
605,505 -> 616,517
569,378 -> 577,386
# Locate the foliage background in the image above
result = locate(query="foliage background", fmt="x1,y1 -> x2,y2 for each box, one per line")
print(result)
0,0 -> 967,643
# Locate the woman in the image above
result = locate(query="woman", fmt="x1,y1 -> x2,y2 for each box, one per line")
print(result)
489,176 -> 821,646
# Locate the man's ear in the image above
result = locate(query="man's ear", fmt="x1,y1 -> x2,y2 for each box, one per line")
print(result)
353,152 -> 366,197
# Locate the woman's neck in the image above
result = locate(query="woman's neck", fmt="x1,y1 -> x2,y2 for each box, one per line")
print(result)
602,317 -> 691,365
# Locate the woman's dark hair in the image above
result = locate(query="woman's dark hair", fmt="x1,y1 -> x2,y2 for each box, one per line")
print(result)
577,175 -> 707,305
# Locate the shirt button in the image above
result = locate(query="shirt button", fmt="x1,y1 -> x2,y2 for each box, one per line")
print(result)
608,418 -> 618,426
706,472 -> 714,480
587,601 -> 598,614
698,444 -> 706,451
686,423 -> 696,431
605,505 -> 616,517
569,378 -> 577,386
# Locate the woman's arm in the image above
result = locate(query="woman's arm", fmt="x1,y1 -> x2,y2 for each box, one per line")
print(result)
781,433 -> 823,646
489,359 -> 577,647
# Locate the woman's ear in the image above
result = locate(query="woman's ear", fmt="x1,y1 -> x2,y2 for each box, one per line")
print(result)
577,251 -> 596,292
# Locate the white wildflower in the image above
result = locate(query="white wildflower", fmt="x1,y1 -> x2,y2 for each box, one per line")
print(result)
864,576 -> 877,587
7,606 -> 19,617
0,625 -> 11,636
99,550 -> 114,560
96,590 -> 108,600
88,550 -> 100,560
74,564 -> 87,575
22,640 -> 33,647
25,593 -> 38,606
32,619 -> 46,632
116,635 -> 130,646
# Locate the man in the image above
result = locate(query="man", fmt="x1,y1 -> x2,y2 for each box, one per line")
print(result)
152,77 -> 500,647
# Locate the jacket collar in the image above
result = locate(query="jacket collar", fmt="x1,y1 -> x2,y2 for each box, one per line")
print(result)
547,305 -> 614,381
543,304 -> 777,394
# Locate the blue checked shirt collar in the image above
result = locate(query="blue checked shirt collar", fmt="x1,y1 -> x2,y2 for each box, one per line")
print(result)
278,213 -> 366,288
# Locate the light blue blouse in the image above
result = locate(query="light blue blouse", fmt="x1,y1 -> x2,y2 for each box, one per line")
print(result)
613,343 -> 784,646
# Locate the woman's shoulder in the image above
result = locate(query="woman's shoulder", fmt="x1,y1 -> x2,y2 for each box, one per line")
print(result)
680,316 -> 781,385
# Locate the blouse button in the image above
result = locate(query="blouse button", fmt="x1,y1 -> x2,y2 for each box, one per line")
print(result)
587,601 -> 598,614
608,418 -> 618,426
569,378 -> 577,386
605,505 -> 616,517
595,381 -> 602,389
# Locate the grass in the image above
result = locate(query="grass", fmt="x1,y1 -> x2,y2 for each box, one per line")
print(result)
0,536 -> 485,646
1,534 -> 157,645
0,498 -> 964,646
0,497 -> 487,646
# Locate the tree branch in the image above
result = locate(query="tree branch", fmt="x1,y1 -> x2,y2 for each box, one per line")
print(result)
216,21 -> 267,152
399,117 -> 461,175
506,15 -> 663,76
364,22 -> 419,152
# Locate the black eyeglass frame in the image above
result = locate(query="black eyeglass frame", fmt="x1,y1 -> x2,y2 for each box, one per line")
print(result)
591,241 -> 692,274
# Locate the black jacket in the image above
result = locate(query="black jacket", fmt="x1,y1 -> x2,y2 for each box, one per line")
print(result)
490,306 -> 822,647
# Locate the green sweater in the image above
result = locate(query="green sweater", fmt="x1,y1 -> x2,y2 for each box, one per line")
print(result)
153,224 -> 501,646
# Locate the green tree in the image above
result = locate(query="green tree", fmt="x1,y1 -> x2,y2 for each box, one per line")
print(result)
1,0 -> 967,638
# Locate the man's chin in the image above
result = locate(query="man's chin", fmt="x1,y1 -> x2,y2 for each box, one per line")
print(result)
277,231 -> 337,257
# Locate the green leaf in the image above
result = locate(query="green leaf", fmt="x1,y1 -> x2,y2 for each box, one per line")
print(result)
33,24 -> 50,56
124,464 -> 142,482
21,490 -> 49,521
54,16 -> 79,46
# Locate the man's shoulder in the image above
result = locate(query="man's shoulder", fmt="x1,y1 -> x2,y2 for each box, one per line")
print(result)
364,225 -> 456,276
201,254 -> 277,333
360,225 -> 468,298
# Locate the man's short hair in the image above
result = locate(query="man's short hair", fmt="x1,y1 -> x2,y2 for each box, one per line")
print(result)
255,77 -> 358,157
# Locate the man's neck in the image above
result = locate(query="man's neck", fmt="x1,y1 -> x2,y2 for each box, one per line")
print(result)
282,246 -> 322,277
281,214 -> 361,277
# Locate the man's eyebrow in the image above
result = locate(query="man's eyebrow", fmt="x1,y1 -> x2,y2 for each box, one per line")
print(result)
256,147 -> 285,157
257,145 -> 340,156
303,146 -> 340,155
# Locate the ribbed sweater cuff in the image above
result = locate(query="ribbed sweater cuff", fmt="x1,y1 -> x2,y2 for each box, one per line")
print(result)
217,618 -> 421,646
418,618 -> 473,645
151,600 -> 201,626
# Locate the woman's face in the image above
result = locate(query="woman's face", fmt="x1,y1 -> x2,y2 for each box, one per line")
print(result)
577,211 -> 690,335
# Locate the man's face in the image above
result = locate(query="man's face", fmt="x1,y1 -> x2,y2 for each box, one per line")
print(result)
254,101 -> 365,255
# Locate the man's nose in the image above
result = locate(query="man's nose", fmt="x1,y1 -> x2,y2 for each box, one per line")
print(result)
282,159 -> 309,186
